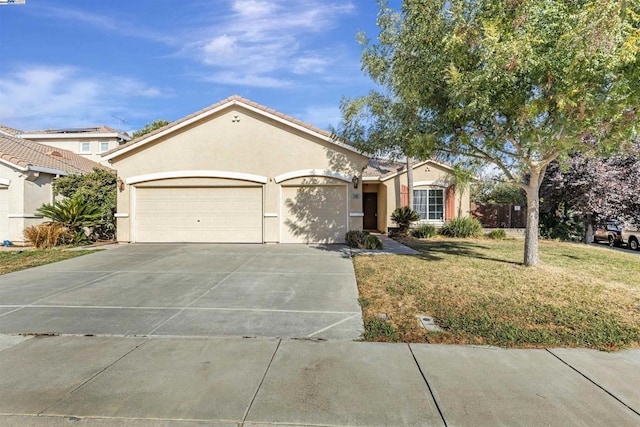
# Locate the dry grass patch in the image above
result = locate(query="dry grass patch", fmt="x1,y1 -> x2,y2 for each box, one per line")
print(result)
354,237 -> 640,350
0,249 -> 97,275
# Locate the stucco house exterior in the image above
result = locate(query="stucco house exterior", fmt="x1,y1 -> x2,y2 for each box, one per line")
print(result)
0,133 -> 107,244
14,126 -> 130,165
103,95 -> 471,244
362,159 -> 471,232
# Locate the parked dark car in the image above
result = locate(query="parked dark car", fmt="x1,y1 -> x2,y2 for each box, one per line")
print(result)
593,222 -> 623,246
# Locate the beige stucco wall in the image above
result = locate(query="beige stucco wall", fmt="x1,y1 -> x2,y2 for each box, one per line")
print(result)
380,161 -> 471,231
109,105 -> 369,243
0,163 -> 53,244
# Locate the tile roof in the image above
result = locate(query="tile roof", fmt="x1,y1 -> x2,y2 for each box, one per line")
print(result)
105,95 -> 352,157
21,125 -> 125,135
0,133 -> 110,175
0,125 -> 22,137
364,158 -> 455,179
363,158 -> 405,178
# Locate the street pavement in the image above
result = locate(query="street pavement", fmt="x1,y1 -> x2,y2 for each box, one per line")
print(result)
0,243 -> 638,426
0,335 -> 638,426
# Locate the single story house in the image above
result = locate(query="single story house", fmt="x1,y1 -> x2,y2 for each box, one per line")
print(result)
363,158 -> 470,232
103,95 -> 470,244
15,126 -> 130,165
0,133 -> 106,244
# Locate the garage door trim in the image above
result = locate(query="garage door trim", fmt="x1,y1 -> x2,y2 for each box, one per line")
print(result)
126,170 -> 268,185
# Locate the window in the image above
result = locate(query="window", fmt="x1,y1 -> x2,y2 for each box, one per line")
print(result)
100,142 -> 110,152
79,142 -> 91,154
413,188 -> 444,220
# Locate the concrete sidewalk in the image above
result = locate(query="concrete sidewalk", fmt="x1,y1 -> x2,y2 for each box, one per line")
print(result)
0,334 -> 638,426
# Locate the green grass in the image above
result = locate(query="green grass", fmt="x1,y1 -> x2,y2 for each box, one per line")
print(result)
353,237 -> 640,350
0,249 -> 98,275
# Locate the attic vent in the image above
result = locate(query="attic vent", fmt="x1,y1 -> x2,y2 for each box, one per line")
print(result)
48,150 -> 63,158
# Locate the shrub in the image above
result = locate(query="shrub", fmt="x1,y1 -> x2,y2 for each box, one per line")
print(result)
37,194 -> 101,244
441,217 -> 483,238
411,224 -> 437,238
345,230 -> 369,248
486,229 -> 507,239
23,223 -> 71,249
53,168 -> 117,240
345,230 -> 383,250
363,234 -> 383,250
391,206 -> 419,235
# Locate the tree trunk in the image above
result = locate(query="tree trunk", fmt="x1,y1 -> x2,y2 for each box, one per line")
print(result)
523,167 -> 545,267
406,157 -> 414,210
523,185 -> 540,266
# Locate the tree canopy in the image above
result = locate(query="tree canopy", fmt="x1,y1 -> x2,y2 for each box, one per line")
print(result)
339,0 -> 640,266
131,119 -> 170,139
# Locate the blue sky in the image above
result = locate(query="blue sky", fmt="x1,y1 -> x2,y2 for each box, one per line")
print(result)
0,0 -> 389,133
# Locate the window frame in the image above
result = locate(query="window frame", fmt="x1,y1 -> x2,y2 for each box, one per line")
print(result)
79,141 -> 92,154
413,188 -> 445,221
100,142 -> 110,153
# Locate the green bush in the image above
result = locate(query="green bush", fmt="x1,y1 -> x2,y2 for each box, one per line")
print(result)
486,229 -> 507,239
411,224 -> 437,238
345,230 -> 369,248
37,194 -> 101,244
441,217 -> 483,238
391,206 -> 420,235
345,230 -> 383,250
363,234 -> 383,249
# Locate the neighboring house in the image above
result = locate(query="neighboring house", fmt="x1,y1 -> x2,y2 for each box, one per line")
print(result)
16,126 -> 130,164
0,133 -> 107,244
103,95 -> 472,244
362,158 -> 471,232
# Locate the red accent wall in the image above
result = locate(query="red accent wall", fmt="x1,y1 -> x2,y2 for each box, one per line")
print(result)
445,186 -> 456,220
401,185 -> 409,207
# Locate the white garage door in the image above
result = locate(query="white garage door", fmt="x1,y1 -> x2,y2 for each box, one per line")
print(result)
134,187 -> 262,243
281,185 -> 347,243
0,188 -> 8,241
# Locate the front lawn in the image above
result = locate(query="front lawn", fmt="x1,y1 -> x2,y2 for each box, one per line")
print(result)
354,237 -> 640,350
0,249 -> 97,275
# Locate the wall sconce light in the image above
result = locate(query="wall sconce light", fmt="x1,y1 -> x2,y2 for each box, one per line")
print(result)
352,175 -> 359,189
116,177 -> 125,192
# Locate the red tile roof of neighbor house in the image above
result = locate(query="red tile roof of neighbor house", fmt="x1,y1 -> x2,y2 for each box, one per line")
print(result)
0,133 -> 110,175
104,95 -> 346,157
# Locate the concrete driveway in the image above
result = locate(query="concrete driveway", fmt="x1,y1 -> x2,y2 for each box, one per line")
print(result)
0,244 -> 363,339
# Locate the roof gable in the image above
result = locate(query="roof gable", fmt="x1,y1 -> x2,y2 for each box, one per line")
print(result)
103,95 -> 365,161
363,158 -> 455,181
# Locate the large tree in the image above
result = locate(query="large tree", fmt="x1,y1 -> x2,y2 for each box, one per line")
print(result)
339,0 -> 640,266
540,151 -> 640,241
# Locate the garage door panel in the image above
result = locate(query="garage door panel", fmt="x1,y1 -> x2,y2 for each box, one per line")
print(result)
281,185 -> 346,244
135,187 -> 262,243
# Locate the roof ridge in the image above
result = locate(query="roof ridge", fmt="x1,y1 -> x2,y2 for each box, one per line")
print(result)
104,95 -> 351,159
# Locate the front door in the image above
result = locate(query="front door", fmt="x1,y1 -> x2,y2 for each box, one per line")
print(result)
363,192 -> 378,230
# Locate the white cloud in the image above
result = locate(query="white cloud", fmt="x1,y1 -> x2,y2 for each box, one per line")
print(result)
188,0 -> 356,87
0,65 -> 165,130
